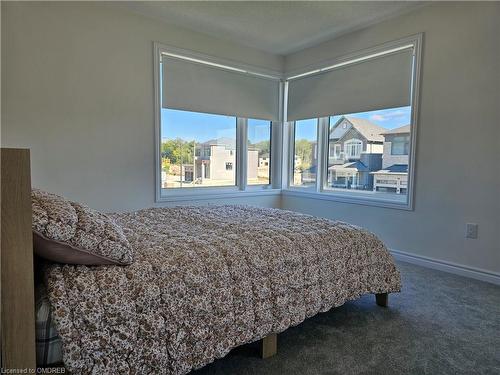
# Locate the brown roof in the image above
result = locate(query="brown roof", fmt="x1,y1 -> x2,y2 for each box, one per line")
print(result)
381,124 -> 411,135
342,117 -> 387,142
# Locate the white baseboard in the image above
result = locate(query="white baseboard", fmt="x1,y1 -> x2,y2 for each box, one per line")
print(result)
389,249 -> 500,286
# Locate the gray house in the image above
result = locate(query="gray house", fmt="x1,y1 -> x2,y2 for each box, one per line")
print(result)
371,125 -> 410,194
179,137 -> 259,185
194,137 -> 237,183
327,116 -> 386,190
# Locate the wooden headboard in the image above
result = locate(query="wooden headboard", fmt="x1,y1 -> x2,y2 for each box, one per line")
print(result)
1,148 -> 36,369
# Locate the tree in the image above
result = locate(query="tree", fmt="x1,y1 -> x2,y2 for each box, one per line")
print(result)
161,157 -> 172,173
294,139 -> 313,171
251,140 -> 270,157
161,139 -> 195,166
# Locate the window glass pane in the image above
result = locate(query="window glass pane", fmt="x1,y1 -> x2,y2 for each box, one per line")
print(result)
161,108 -> 236,189
326,106 -> 411,202
292,118 -> 318,187
391,135 -> 410,155
247,119 -> 271,185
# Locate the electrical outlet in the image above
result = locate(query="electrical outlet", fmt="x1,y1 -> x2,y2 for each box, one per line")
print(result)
466,223 -> 478,239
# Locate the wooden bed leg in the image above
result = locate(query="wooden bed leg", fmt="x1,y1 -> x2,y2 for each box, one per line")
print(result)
260,333 -> 277,359
376,293 -> 389,307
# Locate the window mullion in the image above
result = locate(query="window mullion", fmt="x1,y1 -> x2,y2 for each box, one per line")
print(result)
237,118 -> 248,190
270,121 -> 281,189
316,117 -> 329,193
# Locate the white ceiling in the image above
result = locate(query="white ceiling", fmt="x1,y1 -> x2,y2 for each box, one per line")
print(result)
118,1 -> 425,55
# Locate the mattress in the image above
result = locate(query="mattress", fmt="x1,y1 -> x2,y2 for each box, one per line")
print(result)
43,205 -> 401,374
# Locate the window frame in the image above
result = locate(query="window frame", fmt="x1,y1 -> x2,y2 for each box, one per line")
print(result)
282,34 -> 422,210
344,138 -> 363,159
154,42 -> 283,202
333,144 -> 341,159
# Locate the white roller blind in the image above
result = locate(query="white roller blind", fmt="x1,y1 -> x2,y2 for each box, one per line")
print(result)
162,56 -> 280,121
287,49 -> 414,121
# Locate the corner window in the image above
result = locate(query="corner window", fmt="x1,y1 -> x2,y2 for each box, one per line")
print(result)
284,36 -> 420,209
291,118 -> 318,188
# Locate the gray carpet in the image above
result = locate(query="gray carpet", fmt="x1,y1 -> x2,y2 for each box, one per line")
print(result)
194,262 -> 500,375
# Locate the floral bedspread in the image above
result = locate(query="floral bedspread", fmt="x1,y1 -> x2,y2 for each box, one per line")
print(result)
45,205 -> 401,374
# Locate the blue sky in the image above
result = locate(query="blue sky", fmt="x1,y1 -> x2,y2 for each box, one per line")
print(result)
333,106 -> 411,130
161,109 -> 271,143
297,106 -> 412,140
161,109 -> 237,142
161,106 -> 411,142
248,119 -> 271,144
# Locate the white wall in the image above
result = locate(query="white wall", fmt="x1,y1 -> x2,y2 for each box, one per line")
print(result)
283,3 -> 500,274
1,2 -> 283,211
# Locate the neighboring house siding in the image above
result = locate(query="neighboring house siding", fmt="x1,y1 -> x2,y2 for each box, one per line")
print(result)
358,153 -> 382,189
366,143 -> 384,154
247,150 -> 259,180
209,145 -> 235,181
373,172 -> 408,194
382,133 -> 410,168
361,153 -> 383,172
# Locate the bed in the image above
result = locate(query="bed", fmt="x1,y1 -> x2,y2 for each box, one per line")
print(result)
1,148 -> 401,374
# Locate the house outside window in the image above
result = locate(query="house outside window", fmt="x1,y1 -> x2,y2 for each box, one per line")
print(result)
326,115 -> 385,192
325,107 -> 412,200
371,124 -> 411,195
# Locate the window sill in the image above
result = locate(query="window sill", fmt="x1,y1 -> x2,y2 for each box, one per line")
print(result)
282,188 -> 413,211
156,188 -> 281,203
